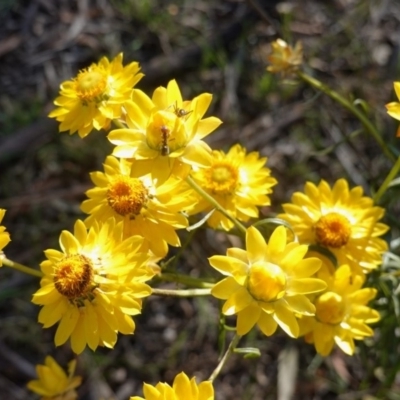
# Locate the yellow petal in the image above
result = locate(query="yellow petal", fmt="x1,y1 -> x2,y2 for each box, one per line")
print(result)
222,287 -> 253,315
195,116 -> 223,139
237,303 -> 261,335
314,322 -> 335,356
273,300 -> 299,338
279,245 -> 309,270
166,79 -> 183,106
197,381 -> 214,399
351,304 -> 380,322
209,255 -> 248,279
258,312 -> 278,336
267,226 -> 287,259
211,277 -> 241,299
227,247 -> 248,264
334,332 -> 355,355
289,257 -> 322,278
181,142 -> 212,167
285,295 -> 315,315
246,226 -> 267,264
286,278 -> 327,295
55,307 -> 80,347
70,315 -> 87,354
59,230 -> 80,254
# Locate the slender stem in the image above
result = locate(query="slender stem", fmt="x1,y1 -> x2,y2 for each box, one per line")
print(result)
373,155 -> 400,204
151,287 -> 211,297
209,333 -> 242,382
297,70 -> 396,163
1,257 -> 43,278
185,175 -> 247,235
157,272 -> 214,288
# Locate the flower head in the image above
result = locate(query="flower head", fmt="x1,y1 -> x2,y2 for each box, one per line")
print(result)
32,219 -> 154,354
385,81 -> 400,137
209,226 -> 326,338
188,144 -> 277,230
108,79 -> 222,182
0,209 -> 11,266
266,39 -> 303,75
49,53 -> 144,138
27,356 -> 81,400
299,263 -> 380,356
81,156 -> 192,257
278,179 -> 389,273
130,372 -> 214,400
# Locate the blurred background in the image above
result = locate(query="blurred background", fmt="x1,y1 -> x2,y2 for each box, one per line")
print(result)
1,0 -> 400,399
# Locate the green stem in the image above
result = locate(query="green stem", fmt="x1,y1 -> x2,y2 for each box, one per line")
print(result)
156,272 -> 214,288
209,333 -> 242,382
185,175 -> 247,235
373,155 -> 400,204
151,287 -> 211,297
297,70 -> 396,163
1,257 -> 43,278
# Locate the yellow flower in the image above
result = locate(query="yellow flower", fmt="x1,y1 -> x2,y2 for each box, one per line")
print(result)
266,38 -> 303,75
299,264 -> 380,356
49,53 -> 143,138
278,179 -> 389,273
32,219 -> 154,354
385,82 -> 400,137
209,226 -> 326,338
27,356 -> 81,400
108,79 -> 222,182
0,209 -> 11,266
130,372 -> 214,400
188,144 -> 277,230
81,155 -> 192,257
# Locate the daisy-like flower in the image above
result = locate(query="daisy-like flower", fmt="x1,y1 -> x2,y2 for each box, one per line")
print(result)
267,38 -> 303,75
385,81 -> 400,137
108,79 -> 222,183
32,219 -> 154,354
278,179 -> 389,274
130,372 -> 214,400
188,144 -> 277,230
81,155 -> 192,257
27,356 -> 81,400
0,209 -> 11,266
299,263 -> 380,356
209,226 -> 326,338
49,53 -> 144,138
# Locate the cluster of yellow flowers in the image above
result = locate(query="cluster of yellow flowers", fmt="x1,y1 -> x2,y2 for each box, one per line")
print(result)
0,38 -> 396,399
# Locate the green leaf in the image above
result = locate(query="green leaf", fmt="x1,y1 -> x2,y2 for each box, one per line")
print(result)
307,244 -> 338,268
233,347 -> 261,359
187,209 -> 215,231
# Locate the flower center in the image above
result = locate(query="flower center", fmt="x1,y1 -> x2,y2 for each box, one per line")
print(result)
107,176 -> 148,217
315,291 -> 346,325
54,254 -> 94,299
74,67 -> 107,103
247,262 -> 286,302
202,161 -> 239,196
314,212 -> 351,248
146,110 -> 187,154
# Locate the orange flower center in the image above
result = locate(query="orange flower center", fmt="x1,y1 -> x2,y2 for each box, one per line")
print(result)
54,254 -> 95,300
314,212 -> 351,248
202,161 -> 238,196
315,291 -> 346,325
107,176 -> 148,217
74,67 -> 108,103
247,262 -> 286,302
